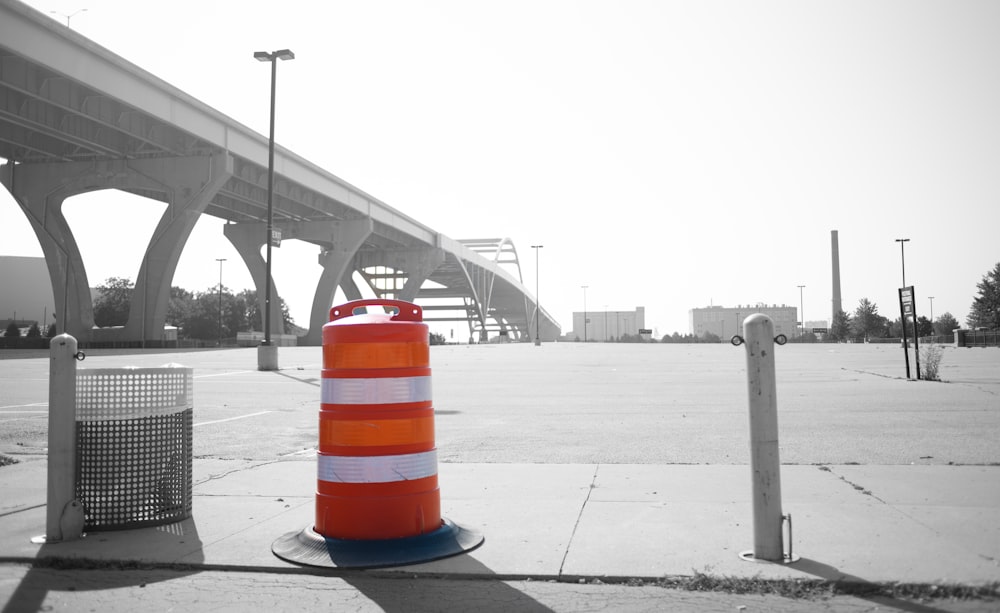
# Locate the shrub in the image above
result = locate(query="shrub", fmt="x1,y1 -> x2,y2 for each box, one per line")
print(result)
921,344 -> 944,381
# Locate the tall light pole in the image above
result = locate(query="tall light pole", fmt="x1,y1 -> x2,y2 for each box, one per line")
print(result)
254,49 -> 294,370
928,296 -> 935,327
581,285 -> 588,342
51,8 -> 86,27
216,258 -> 226,347
797,285 -> 805,337
895,238 -> 910,287
531,245 -> 543,345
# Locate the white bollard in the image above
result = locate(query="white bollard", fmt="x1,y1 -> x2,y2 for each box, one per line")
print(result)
737,314 -> 795,563
39,334 -> 85,543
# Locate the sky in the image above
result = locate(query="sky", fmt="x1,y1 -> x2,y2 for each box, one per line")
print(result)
3,0 -> 999,337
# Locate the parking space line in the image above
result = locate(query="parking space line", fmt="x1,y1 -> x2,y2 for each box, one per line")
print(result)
193,410 -> 272,428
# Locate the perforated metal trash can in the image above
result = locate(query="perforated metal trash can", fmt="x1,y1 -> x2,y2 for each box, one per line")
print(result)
75,366 -> 193,531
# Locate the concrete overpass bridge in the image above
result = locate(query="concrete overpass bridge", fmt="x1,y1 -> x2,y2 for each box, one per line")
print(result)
0,0 -> 560,345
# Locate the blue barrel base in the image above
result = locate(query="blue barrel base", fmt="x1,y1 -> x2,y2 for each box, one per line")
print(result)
272,518 -> 484,569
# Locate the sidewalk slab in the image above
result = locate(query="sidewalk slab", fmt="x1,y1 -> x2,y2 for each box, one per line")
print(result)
0,460 -> 997,588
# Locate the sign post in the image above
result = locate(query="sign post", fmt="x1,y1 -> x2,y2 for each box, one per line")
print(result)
898,286 -> 921,380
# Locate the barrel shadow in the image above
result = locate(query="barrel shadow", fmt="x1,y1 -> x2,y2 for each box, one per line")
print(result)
341,555 -> 557,613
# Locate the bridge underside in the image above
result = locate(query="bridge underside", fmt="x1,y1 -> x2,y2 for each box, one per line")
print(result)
0,7 -> 559,346
1,160 -> 560,345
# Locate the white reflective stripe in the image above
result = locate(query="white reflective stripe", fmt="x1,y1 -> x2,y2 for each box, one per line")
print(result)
318,450 -> 438,483
321,376 -> 431,405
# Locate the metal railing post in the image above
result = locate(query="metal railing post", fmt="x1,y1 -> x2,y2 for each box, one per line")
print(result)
41,334 -> 85,543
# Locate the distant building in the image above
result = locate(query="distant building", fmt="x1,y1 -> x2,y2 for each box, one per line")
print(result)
689,304 -> 797,338
569,307 -> 645,341
804,319 -> 830,332
0,256 -> 54,329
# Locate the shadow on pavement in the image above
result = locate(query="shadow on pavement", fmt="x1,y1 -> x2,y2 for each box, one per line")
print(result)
795,557 -> 954,613
343,555 -> 556,613
1,518 -> 204,613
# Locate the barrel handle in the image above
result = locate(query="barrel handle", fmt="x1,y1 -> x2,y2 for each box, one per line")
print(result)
329,299 -> 423,322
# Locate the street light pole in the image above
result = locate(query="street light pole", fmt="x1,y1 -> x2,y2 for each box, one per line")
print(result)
216,258 -> 226,347
928,296 -> 935,328
531,245 -> 543,345
895,238 -> 910,287
797,285 -> 805,337
581,285 -> 588,342
254,49 -> 294,370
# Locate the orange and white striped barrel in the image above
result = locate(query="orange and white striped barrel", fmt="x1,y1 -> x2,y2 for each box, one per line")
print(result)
316,299 -> 441,540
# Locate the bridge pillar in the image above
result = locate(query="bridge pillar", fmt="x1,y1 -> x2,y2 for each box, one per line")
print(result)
1,154 -> 231,344
397,249 -> 446,303
1,162 -> 95,341
303,219 -> 373,346
353,248 -> 446,304
224,222 -> 288,341
124,154 -> 232,344
225,218 -> 375,346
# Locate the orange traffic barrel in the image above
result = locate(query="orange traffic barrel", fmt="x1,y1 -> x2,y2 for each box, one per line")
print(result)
272,299 -> 483,568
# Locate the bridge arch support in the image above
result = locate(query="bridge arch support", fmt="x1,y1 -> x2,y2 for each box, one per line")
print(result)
1,153 -> 232,343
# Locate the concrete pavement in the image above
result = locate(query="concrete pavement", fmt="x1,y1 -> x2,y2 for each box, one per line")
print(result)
1,454 -> 999,611
2,342 -> 999,610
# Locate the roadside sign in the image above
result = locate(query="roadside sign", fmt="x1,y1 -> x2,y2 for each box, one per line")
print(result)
812,327 -> 828,334
900,285 -> 914,316
897,286 -> 921,380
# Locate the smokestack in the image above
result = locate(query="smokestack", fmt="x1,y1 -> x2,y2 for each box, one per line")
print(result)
831,230 -> 842,321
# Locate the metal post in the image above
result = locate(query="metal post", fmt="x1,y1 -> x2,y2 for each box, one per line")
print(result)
797,285 -> 805,337
581,285 -> 588,342
254,49 -> 294,370
532,245 -> 543,345
911,287 -> 921,380
216,258 -> 226,347
264,57 -> 277,349
39,334 -> 84,543
895,238 -> 909,287
738,314 -> 792,563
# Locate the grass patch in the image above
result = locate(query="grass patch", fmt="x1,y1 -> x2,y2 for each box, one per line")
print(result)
645,572 -> 1000,602
0,454 -> 18,467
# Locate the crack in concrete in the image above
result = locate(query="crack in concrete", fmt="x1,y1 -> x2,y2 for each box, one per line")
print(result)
558,464 -> 600,578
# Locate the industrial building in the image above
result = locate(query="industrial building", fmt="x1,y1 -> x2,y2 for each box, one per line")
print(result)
569,307 -> 647,341
0,256 -> 54,330
689,304 -> 797,339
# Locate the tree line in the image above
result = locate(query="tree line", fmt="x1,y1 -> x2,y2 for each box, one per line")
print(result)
5,262 -> 1000,342
657,261 -> 1000,344
3,276 -> 296,342
824,261 -> 999,343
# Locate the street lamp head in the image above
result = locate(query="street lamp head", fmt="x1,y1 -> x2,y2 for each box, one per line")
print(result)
895,238 -> 910,243
255,49 -> 295,62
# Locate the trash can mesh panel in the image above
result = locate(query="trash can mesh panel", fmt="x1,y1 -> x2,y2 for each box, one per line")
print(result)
76,368 -> 193,421
75,368 -> 193,531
